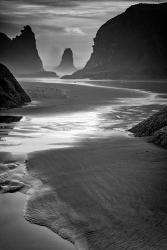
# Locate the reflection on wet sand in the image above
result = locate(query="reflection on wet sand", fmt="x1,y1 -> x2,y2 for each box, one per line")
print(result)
0,153 -> 75,250
0,193 -> 75,250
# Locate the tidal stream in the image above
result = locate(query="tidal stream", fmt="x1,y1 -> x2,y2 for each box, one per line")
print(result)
0,79 -> 166,250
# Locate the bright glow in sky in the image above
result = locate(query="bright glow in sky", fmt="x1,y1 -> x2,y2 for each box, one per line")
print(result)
0,0 -> 165,69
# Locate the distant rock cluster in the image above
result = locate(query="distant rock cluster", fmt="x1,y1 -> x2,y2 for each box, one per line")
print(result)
0,63 -> 31,109
129,106 -> 167,148
65,3 -> 167,80
0,26 -> 44,75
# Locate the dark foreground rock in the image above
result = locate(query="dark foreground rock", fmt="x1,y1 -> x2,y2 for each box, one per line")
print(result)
0,115 -> 22,123
0,64 -> 31,109
65,2 -> 167,80
129,106 -> 167,148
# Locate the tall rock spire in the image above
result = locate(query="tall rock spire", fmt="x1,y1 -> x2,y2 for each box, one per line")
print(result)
56,48 -> 76,75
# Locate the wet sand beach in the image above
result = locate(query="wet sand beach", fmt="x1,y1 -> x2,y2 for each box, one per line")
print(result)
0,78 -> 167,250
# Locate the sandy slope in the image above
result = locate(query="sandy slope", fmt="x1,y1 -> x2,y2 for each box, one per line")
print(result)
26,136 -> 167,250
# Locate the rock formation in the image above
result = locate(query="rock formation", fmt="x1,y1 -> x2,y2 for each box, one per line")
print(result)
56,48 -> 76,75
0,26 -> 44,74
129,106 -> 167,148
65,3 -> 167,79
0,63 -> 31,109
0,116 -> 22,123
149,126 -> 167,148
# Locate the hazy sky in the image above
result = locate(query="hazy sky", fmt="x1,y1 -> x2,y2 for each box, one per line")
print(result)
0,0 -> 165,70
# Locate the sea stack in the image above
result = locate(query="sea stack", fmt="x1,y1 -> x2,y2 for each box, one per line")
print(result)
56,48 -> 76,75
0,26 -> 44,75
0,63 -> 31,109
65,2 -> 167,79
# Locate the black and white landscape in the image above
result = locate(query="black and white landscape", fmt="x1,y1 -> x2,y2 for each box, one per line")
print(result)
0,1 -> 167,250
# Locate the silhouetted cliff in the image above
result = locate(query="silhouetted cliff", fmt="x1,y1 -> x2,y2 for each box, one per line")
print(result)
56,48 -> 76,75
0,26 -> 44,74
0,64 -> 31,109
65,3 -> 167,79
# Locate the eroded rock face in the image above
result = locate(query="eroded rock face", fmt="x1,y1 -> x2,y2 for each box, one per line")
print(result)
149,126 -> 167,148
67,3 -> 167,79
0,63 -> 31,109
56,48 -> 76,75
129,107 -> 167,137
129,106 -> 167,148
0,26 -> 44,74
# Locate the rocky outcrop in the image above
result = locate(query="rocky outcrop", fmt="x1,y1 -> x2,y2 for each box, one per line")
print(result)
66,3 -> 167,80
149,126 -> 167,148
129,106 -> 167,148
129,107 -> 167,137
0,63 -> 31,109
0,26 -> 44,74
56,48 -> 76,75
0,115 -> 22,123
